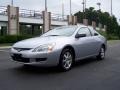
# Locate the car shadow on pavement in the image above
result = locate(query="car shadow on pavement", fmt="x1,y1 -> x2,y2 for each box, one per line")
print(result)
13,57 -> 103,75
74,57 -> 99,67
13,65 -> 61,75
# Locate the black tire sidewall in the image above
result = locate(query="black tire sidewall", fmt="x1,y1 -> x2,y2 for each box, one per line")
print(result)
97,46 -> 105,60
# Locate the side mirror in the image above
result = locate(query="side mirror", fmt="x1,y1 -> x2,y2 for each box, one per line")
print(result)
75,34 -> 86,38
94,33 -> 98,36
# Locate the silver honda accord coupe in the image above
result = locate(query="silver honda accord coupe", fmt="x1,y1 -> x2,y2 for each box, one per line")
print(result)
10,25 -> 107,71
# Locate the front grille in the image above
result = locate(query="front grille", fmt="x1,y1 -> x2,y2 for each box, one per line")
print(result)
13,47 -> 32,52
12,54 -> 30,63
12,54 -> 47,63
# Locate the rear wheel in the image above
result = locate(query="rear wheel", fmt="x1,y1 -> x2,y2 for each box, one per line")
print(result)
97,46 -> 105,60
59,48 -> 74,71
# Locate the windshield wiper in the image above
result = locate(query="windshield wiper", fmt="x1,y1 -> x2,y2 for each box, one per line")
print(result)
46,35 -> 61,36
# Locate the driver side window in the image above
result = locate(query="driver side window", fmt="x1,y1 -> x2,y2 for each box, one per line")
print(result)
78,27 -> 92,37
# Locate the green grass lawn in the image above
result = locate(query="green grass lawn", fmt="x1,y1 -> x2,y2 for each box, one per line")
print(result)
107,40 -> 120,45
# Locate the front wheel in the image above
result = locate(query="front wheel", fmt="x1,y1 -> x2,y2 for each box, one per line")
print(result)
97,46 -> 105,60
59,49 -> 74,71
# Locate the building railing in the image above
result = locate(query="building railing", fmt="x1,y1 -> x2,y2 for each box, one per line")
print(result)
0,6 -> 67,22
51,13 -> 67,21
19,9 -> 43,19
0,6 -> 7,16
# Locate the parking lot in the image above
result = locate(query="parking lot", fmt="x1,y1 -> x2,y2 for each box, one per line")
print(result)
0,41 -> 120,90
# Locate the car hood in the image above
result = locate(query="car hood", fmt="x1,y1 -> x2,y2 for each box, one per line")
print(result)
13,36 -> 69,48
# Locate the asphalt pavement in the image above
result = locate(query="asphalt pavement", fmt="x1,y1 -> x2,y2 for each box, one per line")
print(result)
0,42 -> 120,90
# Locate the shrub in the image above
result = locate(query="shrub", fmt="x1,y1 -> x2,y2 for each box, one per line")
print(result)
0,35 -> 32,44
97,30 -> 120,40
107,34 -> 119,40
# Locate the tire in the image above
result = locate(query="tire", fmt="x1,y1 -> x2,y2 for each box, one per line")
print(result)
59,48 -> 74,71
97,46 -> 105,60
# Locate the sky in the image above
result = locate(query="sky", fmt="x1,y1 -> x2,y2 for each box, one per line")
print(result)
0,0 -> 120,22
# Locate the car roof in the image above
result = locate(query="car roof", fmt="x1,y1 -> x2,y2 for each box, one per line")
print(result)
56,25 -> 93,30
61,25 -> 87,29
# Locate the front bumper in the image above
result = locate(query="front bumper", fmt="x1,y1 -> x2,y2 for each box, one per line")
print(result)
12,54 -> 47,63
10,48 -> 61,66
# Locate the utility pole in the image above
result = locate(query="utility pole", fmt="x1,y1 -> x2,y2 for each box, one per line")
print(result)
82,0 -> 86,18
45,0 -> 47,11
97,2 -> 101,11
82,0 -> 85,13
84,0 -> 87,18
70,0 -> 72,15
82,0 -> 85,18
111,0 -> 113,16
62,0 -> 64,19
11,0 -> 13,6
84,0 -> 86,11
97,2 -> 101,30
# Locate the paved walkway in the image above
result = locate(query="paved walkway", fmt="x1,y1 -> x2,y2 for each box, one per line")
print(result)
0,46 -> 11,49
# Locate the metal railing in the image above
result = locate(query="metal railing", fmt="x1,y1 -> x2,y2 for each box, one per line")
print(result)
0,6 -> 67,21
0,6 -> 7,16
51,13 -> 67,21
19,9 -> 43,19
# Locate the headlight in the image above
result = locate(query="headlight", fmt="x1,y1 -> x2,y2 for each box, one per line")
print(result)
32,43 -> 56,52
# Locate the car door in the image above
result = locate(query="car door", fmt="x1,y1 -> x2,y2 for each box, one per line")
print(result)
75,27 -> 95,60
88,28 -> 103,54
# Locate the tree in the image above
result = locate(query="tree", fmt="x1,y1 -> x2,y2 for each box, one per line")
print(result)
74,7 -> 120,39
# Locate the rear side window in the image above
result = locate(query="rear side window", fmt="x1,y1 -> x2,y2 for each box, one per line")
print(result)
88,27 -> 100,36
77,27 -> 92,37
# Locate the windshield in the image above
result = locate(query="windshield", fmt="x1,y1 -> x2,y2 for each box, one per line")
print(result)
42,26 -> 77,37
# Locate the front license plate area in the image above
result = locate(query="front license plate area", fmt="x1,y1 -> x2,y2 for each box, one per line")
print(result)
14,54 -> 22,59
12,54 -> 30,63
